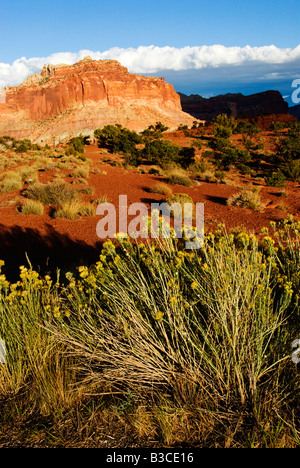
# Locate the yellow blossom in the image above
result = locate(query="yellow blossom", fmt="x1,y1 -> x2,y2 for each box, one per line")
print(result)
155,311 -> 164,320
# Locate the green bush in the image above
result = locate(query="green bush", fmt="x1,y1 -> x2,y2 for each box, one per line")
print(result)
94,125 -> 142,154
281,160 -> 300,182
233,121 -> 261,136
141,122 -> 169,139
14,139 -> 33,153
143,139 -> 180,165
95,124 -> 195,169
66,135 -> 90,155
209,137 -> 232,152
214,125 -> 233,139
277,124 -> 300,162
265,171 -> 287,188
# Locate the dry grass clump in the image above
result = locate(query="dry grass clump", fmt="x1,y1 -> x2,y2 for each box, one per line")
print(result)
150,183 -> 173,196
166,192 -> 195,221
92,195 -> 109,205
166,169 -> 194,187
73,166 -> 90,179
196,170 -> 217,183
78,187 -> 94,195
16,166 -> 38,183
32,156 -> 56,171
0,170 -> 23,192
227,188 -> 264,211
19,199 -> 44,216
54,200 -> 95,219
148,165 -> 165,176
22,181 -> 78,206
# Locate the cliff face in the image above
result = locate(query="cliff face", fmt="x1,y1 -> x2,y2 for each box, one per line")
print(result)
0,58 -> 195,142
179,90 -> 289,120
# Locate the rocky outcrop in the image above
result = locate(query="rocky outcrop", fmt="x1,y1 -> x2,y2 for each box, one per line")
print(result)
179,90 -> 289,120
289,105 -> 300,121
0,58 -> 195,142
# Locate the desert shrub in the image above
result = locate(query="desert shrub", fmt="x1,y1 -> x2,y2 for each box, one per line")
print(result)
197,170 -> 217,183
148,166 -> 165,176
214,125 -> 233,139
142,139 -> 195,168
71,178 -> 88,186
92,195 -> 109,205
16,166 -> 38,182
265,171 -> 287,188
227,188 -> 263,211
19,199 -> 44,215
166,192 -> 194,220
150,183 -> 173,196
189,159 -> 211,176
238,164 -> 253,175
177,146 -> 196,168
271,121 -> 288,131
0,219 -> 300,446
281,159 -> 300,182
233,121 -> 261,136
141,121 -> 169,139
54,201 -> 95,219
209,137 -> 232,152
0,178 -> 22,193
14,139 -> 33,153
73,166 -> 90,178
190,139 -> 203,150
277,124 -> 300,162
78,187 -> 94,195
213,114 -> 237,130
0,171 -> 23,192
76,154 -> 87,162
95,125 -> 142,154
123,149 -> 144,167
215,148 -> 251,170
177,124 -> 189,131
32,156 -> 56,172
212,115 -> 239,139
22,182 -> 78,206
167,173 -> 194,187
214,170 -> 226,182
66,135 -> 89,155
95,124 -> 195,169
0,136 -> 15,149
166,192 -> 193,206
143,139 -> 180,165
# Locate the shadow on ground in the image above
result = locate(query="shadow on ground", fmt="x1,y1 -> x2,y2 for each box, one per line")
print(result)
0,223 -> 103,282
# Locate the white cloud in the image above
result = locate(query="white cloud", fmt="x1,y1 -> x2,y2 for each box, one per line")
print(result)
0,44 -> 300,90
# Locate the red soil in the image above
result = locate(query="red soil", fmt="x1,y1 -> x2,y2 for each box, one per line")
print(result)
0,139 -> 299,279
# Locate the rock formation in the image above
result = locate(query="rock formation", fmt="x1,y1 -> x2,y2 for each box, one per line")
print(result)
179,90 -> 289,121
0,57 -> 195,142
289,105 -> 300,121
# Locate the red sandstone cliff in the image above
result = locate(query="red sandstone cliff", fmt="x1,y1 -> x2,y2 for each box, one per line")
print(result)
0,57 -> 195,142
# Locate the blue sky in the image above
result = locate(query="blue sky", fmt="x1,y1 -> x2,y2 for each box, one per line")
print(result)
1,0 -> 300,104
